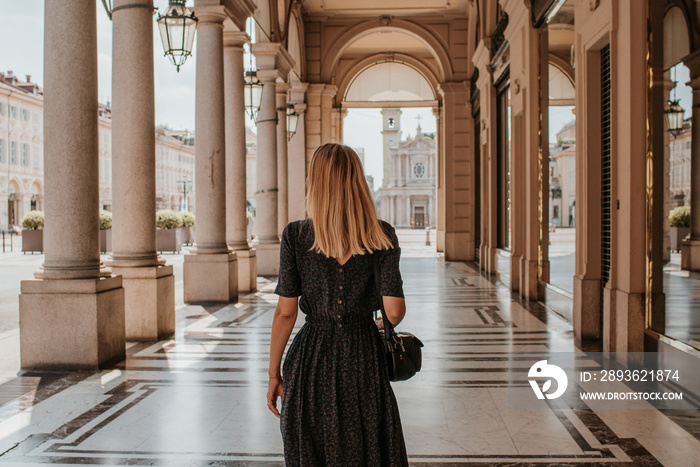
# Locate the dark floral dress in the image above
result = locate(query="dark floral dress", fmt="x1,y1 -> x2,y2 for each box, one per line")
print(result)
275,218 -> 409,466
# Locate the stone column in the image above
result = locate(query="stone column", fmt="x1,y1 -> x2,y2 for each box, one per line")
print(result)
277,84 -> 289,237
305,84 -> 324,164
681,50 -> 700,271
109,0 -> 174,341
224,31 -> 256,292
438,82 -> 473,261
406,195 -> 411,228
184,7 -> 237,303
287,82 -> 308,222
321,85 -> 338,143
19,0 -> 125,369
251,43 -> 294,275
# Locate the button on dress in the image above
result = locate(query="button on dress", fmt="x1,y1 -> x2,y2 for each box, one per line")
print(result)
275,218 -> 409,466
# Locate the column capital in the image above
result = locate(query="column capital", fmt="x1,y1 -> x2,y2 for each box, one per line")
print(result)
473,37 -> 492,74
251,42 -> 295,79
289,81 -> 308,103
195,0 -> 256,29
438,81 -> 470,98
682,48 -> 700,79
193,5 -> 227,24
223,31 -> 249,48
113,0 -> 152,10
322,84 -> 338,98
276,82 -> 290,95
257,68 -> 283,83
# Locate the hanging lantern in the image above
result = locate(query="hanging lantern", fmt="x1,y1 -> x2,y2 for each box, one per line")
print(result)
287,103 -> 300,140
665,99 -> 685,138
156,0 -> 198,72
244,70 -> 264,122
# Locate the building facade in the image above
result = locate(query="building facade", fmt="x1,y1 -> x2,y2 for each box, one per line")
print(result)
0,71 -> 195,231
549,121 -> 576,227
669,119 -> 692,207
0,71 -> 44,231
379,111 -> 437,228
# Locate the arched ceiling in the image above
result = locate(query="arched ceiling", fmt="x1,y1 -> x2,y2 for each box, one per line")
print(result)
345,31 -> 426,54
665,6 -> 691,69
549,63 -> 574,105
344,62 -> 435,103
300,0 -> 469,17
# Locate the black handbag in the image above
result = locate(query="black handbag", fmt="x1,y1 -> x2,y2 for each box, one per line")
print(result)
373,253 -> 423,382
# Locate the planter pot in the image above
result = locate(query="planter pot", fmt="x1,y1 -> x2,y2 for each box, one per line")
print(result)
100,229 -> 112,253
156,228 -> 182,253
22,229 -> 43,253
670,226 -> 690,252
179,226 -> 192,245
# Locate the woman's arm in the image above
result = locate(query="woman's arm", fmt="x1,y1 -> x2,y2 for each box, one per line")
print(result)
267,296 -> 299,418
375,296 -> 406,329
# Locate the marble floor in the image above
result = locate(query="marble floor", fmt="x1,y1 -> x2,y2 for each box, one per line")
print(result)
0,245 -> 699,465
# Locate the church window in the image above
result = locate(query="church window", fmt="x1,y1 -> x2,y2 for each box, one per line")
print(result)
414,162 -> 425,178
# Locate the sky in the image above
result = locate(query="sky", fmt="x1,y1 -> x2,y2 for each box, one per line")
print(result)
1,1 -> 694,184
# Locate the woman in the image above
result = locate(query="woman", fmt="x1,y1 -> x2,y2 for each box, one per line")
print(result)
267,143 -> 409,466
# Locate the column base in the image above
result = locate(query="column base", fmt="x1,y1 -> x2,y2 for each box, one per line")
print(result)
519,257 -> 538,300
184,252 -> 238,303
110,265 -> 175,341
436,229 -> 445,252
19,276 -> 125,370
573,275 -> 601,340
510,253 -> 521,292
444,232 -> 473,261
255,241 -> 281,276
480,245 -> 497,274
233,247 -> 257,293
681,238 -> 700,271
612,288 -> 645,352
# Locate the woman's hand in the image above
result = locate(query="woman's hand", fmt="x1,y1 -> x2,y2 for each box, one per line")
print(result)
267,376 -> 284,418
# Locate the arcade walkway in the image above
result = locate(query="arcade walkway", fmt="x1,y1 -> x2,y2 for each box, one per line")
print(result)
0,235 -> 699,465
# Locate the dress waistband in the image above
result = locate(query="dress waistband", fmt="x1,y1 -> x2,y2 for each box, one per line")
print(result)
305,312 -> 375,330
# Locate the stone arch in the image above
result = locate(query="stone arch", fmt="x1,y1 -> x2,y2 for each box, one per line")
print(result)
549,55 -> 575,87
336,53 -> 440,105
287,8 -> 304,79
664,5 -> 691,68
253,0 -> 273,41
30,180 -> 42,195
320,19 -> 453,83
9,177 -> 23,195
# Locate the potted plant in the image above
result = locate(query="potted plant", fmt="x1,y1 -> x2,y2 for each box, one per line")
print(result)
669,206 -> 690,252
21,210 -> 44,253
179,211 -> 195,245
156,209 -> 183,253
99,209 -> 112,253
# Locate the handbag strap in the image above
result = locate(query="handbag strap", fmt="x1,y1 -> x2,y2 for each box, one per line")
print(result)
373,251 -> 397,342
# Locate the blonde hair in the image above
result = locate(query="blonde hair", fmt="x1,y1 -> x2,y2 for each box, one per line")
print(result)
306,143 -> 394,257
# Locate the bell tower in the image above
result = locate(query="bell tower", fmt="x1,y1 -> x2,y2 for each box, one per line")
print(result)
381,108 -> 402,187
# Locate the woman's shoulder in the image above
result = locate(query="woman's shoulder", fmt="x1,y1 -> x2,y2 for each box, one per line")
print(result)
378,219 -> 396,235
283,219 -> 313,244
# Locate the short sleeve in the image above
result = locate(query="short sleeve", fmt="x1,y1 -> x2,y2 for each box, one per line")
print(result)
379,222 -> 404,298
274,222 -> 302,297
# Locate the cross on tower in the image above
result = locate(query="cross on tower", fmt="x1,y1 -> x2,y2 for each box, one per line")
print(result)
415,114 -> 422,127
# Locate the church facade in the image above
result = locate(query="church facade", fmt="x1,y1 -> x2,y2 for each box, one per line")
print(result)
379,109 -> 437,229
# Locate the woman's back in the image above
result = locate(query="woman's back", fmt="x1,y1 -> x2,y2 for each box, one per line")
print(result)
276,218 -> 404,326
267,143 -> 409,466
